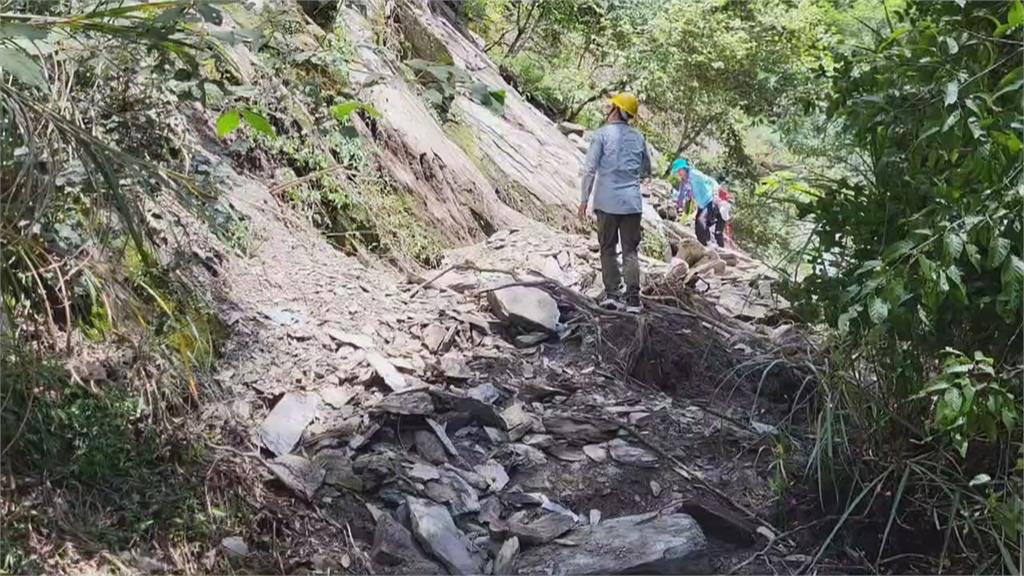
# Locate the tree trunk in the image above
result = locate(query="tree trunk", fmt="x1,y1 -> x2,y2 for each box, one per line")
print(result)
662,118 -> 711,177
505,1 -> 539,58
565,79 -> 627,122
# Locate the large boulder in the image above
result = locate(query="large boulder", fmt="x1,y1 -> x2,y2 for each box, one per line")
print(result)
487,286 -> 559,333
516,512 -> 708,575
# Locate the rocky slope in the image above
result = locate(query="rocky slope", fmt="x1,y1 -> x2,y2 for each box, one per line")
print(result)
59,0 -> 802,573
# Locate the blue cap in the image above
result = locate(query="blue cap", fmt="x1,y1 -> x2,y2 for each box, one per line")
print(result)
671,158 -> 689,174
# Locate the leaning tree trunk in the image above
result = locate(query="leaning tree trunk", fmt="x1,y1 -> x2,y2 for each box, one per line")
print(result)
662,118 -> 711,177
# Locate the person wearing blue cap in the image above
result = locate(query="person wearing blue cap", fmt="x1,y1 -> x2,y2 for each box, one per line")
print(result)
671,158 -> 724,247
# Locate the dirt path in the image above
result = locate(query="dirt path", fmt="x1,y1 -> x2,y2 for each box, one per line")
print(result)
196,169 -> 795,575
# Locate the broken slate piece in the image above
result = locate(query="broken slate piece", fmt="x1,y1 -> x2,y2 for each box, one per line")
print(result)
220,536 -> 248,559
548,445 -> 586,462
440,352 -> 472,381
407,462 -> 442,482
374,390 -> 435,416
406,497 -> 484,575
478,496 -> 503,526
325,328 -> 375,349
543,415 -> 618,445
425,468 -> 480,515
501,401 -> 537,439
516,512 -> 708,575
415,430 -> 448,464
366,350 -> 408,391
319,385 -> 356,408
487,286 -> 560,333
266,454 -> 325,501
582,443 -> 608,462
493,537 -> 520,576
425,418 -> 460,458
507,511 -> 576,546
259,392 -> 319,456
607,439 -> 659,468
372,513 -> 445,573
474,459 -> 510,492
349,422 -> 381,451
421,323 -> 448,354
514,332 -> 550,347
465,383 -> 500,405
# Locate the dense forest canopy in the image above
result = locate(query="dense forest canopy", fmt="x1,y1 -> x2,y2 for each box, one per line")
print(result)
1,0 -> 1021,574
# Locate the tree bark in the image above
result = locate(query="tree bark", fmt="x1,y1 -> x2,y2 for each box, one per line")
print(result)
565,78 -> 627,122
505,1 -> 539,58
662,117 -> 712,177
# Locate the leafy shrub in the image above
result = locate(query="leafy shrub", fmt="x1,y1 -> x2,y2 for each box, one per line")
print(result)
792,1 -> 1023,571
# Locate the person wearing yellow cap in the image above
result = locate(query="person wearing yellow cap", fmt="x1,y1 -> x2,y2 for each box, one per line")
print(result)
578,92 -> 652,313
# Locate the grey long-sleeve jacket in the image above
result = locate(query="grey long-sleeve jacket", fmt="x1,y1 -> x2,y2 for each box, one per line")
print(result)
580,122 -> 652,215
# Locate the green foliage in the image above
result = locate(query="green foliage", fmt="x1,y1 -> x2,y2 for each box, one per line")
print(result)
798,0 -> 1023,374
0,346 -> 246,573
640,229 -> 669,261
216,108 -> 276,139
789,1 -> 1023,571
405,58 -> 506,118
914,350 -> 1018,458
331,100 -> 381,120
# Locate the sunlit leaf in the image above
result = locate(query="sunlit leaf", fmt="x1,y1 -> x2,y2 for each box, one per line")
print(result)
944,80 -> 959,106
868,297 -> 889,324
1009,0 -> 1024,29
215,109 -> 241,138
943,231 -> 964,260
942,109 -> 961,132
331,101 -> 381,120
988,236 -> 1011,268
241,110 -> 275,138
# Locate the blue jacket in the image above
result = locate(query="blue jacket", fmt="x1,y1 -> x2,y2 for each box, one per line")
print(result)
675,167 -> 718,209
580,122 -> 652,215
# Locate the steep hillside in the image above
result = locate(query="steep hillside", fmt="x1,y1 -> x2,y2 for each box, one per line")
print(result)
1,1 -> 801,574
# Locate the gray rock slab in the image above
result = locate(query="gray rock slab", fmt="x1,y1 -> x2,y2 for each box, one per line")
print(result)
266,454 -> 325,501
517,512 -> 708,575
407,497 -> 484,575
487,286 -> 559,333
259,392 -> 319,456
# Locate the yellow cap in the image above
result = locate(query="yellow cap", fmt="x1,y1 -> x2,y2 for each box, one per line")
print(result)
609,92 -> 639,118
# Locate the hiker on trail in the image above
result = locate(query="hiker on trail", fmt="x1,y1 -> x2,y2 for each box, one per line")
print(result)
717,184 -> 735,248
671,158 -> 724,248
578,92 -> 652,313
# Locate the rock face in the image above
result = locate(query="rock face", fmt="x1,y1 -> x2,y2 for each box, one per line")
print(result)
516,512 -> 708,575
407,497 -> 484,575
488,286 -> 560,333
258,392 -> 319,456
